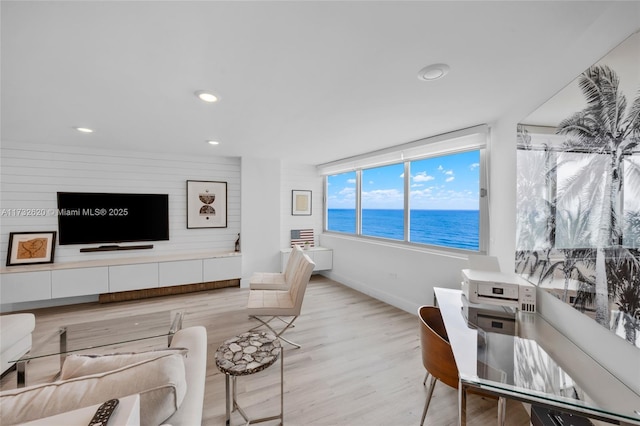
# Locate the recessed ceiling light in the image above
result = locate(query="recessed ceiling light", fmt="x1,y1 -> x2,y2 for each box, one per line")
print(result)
195,90 -> 219,103
75,127 -> 94,133
418,63 -> 450,81
207,140 -> 220,145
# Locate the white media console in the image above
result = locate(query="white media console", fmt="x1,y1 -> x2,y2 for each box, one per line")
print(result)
0,251 -> 241,310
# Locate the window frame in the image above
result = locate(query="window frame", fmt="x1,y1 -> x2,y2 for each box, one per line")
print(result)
321,126 -> 489,254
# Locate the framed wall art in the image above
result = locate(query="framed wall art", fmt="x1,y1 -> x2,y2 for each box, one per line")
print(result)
186,180 -> 227,228
6,231 -> 56,266
292,190 -> 312,216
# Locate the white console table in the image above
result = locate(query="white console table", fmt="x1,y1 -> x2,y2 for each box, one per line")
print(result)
280,247 -> 332,272
0,251 -> 242,307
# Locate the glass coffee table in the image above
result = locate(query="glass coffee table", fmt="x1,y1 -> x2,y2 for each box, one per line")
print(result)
12,310 -> 183,388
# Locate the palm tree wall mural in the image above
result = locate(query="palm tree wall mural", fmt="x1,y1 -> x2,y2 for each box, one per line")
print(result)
516,61 -> 640,348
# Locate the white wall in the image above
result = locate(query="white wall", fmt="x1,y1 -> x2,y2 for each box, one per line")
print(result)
240,157 -> 281,286
280,162 -> 324,249
0,142 -> 240,263
321,234 -> 468,313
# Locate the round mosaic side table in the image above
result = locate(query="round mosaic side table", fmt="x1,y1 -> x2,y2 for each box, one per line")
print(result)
215,331 -> 283,425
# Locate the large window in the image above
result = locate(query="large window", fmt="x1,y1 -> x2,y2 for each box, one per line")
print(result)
361,163 -> 404,240
326,171 -> 357,234
321,126 -> 487,252
409,151 -> 480,250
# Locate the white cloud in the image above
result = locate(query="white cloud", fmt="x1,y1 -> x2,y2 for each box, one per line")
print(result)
409,185 -> 479,209
410,187 -> 434,197
347,178 -> 356,184
413,172 -> 435,182
362,189 -> 402,199
361,188 -> 404,208
445,176 -> 455,182
470,163 -> 480,170
339,187 -> 355,196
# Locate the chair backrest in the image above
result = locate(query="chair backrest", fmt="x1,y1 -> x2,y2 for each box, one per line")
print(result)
284,245 -> 305,282
287,253 -> 315,316
418,305 -> 459,389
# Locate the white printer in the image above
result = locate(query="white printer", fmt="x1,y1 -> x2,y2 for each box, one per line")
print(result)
461,268 -> 536,313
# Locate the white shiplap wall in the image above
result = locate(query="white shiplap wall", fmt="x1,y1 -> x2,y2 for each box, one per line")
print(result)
0,142 -> 240,265
280,162 -> 324,249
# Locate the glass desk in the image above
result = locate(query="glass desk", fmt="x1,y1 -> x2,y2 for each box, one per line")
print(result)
12,310 -> 183,387
433,287 -> 640,426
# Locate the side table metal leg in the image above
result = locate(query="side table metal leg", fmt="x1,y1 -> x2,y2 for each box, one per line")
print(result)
280,348 -> 284,425
232,376 -> 238,411
225,374 -> 231,425
458,379 -> 467,426
16,360 -> 26,388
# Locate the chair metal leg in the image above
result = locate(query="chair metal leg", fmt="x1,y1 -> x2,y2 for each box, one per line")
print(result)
420,375 -> 437,425
275,334 -> 301,349
250,315 -> 301,348
249,316 -> 276,331
276,316 -> 294,327
423,371 -> 430,386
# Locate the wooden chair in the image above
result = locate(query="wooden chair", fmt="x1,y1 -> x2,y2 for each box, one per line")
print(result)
247,252 -> 315,348
418,305 -> 506,426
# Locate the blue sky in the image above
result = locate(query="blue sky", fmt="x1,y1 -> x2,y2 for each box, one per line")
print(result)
327,150 -> 480,210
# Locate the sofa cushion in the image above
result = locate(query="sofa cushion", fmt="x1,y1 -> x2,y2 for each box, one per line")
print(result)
0,350 -> 187,426
60,347 -> 188,379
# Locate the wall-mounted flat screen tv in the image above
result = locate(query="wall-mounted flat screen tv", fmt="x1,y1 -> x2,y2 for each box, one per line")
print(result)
57,192 -> 169,245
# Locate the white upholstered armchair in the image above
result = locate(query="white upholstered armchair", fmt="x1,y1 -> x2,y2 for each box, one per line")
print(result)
247,251 -> 315,348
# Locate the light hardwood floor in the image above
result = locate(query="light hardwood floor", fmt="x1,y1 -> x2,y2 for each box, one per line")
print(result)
1,275 -> 531,426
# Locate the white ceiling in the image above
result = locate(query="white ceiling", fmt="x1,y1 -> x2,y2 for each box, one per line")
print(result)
2,1 -> 639,165
523,30 -> 640,127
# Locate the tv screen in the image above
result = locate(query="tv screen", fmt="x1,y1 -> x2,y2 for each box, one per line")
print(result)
57,192 -> 169,245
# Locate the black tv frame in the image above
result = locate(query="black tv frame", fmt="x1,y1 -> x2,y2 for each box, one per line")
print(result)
57,192 -> 169,251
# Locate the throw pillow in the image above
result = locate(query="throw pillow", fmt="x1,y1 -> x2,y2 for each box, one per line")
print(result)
60,347 -> 188,379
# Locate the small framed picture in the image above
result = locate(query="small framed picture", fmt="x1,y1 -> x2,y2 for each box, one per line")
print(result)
292,190 -> 312,216
187,180 -> 228,228
6,231 -> 56,266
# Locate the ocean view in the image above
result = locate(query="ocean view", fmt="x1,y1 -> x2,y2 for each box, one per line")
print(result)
327,209 -> 479,250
